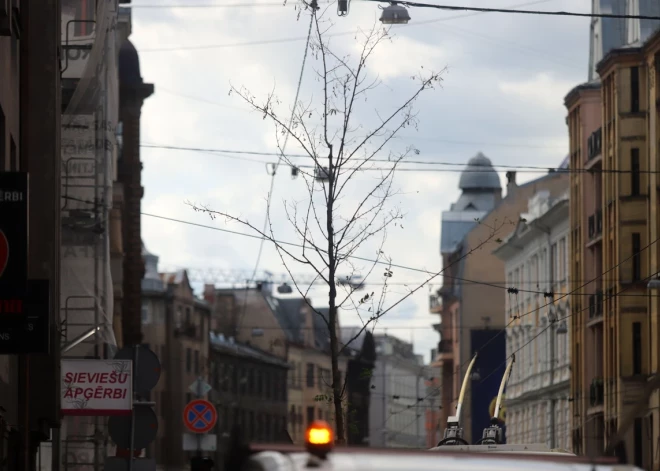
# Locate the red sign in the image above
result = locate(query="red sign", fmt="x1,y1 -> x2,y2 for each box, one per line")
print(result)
183,399 -> 217,434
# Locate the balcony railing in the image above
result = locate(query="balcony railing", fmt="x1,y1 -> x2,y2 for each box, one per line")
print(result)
176,322 -> 198,338
589,377 -> 604,407
588,209 -> 603,240
587,127 -> 602,162
588,290 -> 603,319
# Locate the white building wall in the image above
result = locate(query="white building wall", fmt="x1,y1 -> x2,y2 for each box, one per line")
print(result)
368,336 -> 426,449
499,193 -> 571,450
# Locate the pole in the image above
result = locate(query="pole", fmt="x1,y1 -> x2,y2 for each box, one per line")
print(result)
197,377 -> 202,459
415,370 -> 420,447
128,346 -> 139,471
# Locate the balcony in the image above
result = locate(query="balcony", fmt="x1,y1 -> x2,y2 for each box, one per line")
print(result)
589,377 -> 604,408
429,294 -> 442,313
587,209 -> 603,242
176,322 -> 198,339
586,127 -> 602,163
588,290 -> 603,323
434,338 -> 454,364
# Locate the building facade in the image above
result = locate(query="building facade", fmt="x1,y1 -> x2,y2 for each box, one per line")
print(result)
208,333 -> 289,469
432,153 -> 502,437
431,153 -> 569,443
140,251 -> 211,469
204,283 -> 348,441
340,328 -> 377,447
368,334 -> 426,448
1,1 -> 62,470
424,361 -> 442,449
493,191 -> 571,450
565,24 -> 660,469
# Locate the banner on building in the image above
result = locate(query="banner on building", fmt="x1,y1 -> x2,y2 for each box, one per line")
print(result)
61,359 -> 132,416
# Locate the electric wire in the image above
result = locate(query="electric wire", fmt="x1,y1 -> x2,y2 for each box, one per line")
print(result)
141,142 -> 654,175
382,237 -> 660,433
141,211 -> 660,300
235,4 -> 316,336
364,0 -> 660,20
135,0 -> 560,52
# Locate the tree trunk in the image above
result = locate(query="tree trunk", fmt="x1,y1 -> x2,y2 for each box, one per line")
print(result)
326,155 -> 345,444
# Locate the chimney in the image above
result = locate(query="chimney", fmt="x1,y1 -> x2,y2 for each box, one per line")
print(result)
203,284 -> 216,304
506,171 -> 517,196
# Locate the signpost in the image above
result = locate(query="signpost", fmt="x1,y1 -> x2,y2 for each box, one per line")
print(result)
184,398 -> 217,434
183,377 -> 217,469
105,345 -> 162,471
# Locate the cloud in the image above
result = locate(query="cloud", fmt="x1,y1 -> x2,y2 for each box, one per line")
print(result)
129,0 -> 589,363
498,72 -> 576,111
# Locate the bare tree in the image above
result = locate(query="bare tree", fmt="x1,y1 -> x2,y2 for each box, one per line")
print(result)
188,5 -> 506,443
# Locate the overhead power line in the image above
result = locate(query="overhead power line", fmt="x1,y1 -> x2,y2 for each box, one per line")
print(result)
364,1 -> 660,20
136,0 -> 558,52
130,0 -> 660,19
142,143 -> 660,175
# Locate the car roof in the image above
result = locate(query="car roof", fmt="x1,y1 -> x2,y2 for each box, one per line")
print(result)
243,445 -> 643,471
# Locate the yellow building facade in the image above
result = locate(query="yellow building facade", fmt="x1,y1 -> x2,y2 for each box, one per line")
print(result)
565,30 -> 660,470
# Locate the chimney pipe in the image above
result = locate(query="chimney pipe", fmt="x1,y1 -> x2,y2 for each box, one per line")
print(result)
506,171 -> 517,196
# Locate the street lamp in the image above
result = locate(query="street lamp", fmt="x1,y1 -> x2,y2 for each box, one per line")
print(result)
379,2 -> 411,24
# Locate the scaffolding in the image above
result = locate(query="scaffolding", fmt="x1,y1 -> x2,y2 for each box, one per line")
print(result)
37,0 -> 120,470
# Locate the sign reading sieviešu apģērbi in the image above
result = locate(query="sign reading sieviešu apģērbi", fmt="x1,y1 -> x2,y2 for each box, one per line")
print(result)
61,359 -> 133,416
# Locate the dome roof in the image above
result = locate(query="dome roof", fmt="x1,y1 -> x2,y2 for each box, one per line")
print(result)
458,152 -> 501,190
119,39 -> 142,86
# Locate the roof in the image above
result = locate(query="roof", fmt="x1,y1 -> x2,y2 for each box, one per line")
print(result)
160,270 -> 186,285
264,295 -> 306,344
241,446 -> 637,471
458,152 -> 502,191
262,289 -> 332,352
209,333 -> 289,368
118,39 -> 142,86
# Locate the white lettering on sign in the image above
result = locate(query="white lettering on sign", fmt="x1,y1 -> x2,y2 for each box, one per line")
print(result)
0,191 -> 24,203
61,359 -> 133,416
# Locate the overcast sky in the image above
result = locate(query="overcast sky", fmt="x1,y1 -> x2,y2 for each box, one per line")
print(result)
131,0 -> 591,362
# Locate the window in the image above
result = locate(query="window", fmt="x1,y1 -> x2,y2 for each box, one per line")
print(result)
175,306 -> 183,328
186,348 -> 192,373
632,322 -> 642,375
306,363 -> 315,387
631,66 -> 640,112
194,350 -> 199,374
185,307 -> 191,325
633,417 -> 643,467
632,233 -> 641,281
306,406 -> 315,425
631,148 -> 640,195
141,301 -> 151,325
